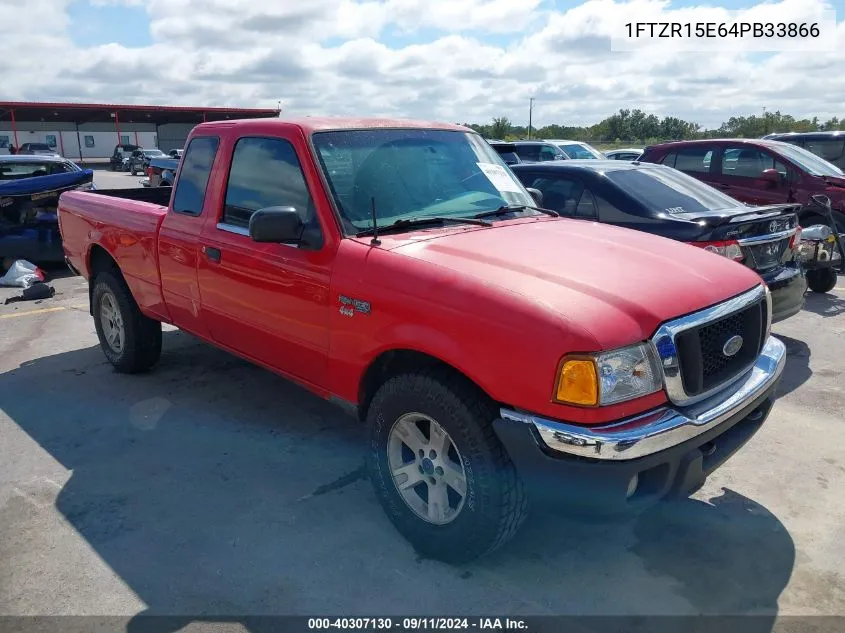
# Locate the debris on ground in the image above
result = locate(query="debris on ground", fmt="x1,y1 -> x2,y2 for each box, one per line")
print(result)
0,259 -> 46,289
4,282 -> 56,304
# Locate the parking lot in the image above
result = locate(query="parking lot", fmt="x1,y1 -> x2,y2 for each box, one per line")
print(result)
1,173 -> 845,624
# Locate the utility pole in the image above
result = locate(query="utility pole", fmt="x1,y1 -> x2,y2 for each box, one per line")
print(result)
528,98 -> 535,139
762,106 -> 767,134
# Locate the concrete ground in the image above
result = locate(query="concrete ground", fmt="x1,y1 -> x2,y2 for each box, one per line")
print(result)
93,169 -> 147,190
1,180 -> 844,624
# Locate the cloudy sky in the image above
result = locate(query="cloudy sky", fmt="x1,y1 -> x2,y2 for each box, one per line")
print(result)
2,0 -> 843,128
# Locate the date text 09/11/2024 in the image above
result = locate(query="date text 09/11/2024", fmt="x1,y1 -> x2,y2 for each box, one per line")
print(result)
624,21 -> 821,38
307,618 -> 528,630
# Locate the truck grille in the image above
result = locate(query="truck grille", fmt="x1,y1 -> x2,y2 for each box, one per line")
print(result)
674,297 -> 767,398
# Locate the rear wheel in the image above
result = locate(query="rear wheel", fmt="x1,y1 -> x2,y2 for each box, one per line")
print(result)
807,268 -> 838,293
366,369 -> 528,563
92,271 -> 162,373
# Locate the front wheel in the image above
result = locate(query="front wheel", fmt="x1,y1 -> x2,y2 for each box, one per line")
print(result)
807,268 -> 838,293
366,370 -> 528,564
92,271 -> 162,373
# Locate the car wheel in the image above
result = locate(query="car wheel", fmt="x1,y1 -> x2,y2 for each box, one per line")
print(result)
366,369 -> 528,564
807,268 -> 838,294
92,271 -> 162,373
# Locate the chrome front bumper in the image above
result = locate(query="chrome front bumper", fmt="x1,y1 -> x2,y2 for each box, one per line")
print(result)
500,335 -> 786,461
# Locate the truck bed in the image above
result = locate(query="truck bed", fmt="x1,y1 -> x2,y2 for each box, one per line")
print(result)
58,189 -> 169,320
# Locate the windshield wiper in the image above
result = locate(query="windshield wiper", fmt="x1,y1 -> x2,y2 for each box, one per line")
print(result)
355,215 -> 491,237
473,204 -> 559,220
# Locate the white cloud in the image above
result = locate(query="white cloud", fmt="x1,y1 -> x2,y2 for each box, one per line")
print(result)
0,0 -> 843,128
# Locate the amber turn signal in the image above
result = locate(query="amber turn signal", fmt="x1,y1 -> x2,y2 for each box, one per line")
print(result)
555,359 -> 598,406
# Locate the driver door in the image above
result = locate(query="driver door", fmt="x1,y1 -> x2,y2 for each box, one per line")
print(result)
717,146 -> 793,205
196,133 -> 332,387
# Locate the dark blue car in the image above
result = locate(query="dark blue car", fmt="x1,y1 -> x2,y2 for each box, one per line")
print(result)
510,160 -> 808,323
0,155 -> 94,262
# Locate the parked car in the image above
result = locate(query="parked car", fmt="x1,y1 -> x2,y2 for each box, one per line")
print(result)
109,144 -> 141,171
59,117 -> 786,563
167,149 -> 184,159
487,141 -> 522,165
639,138 -> 845,232
127,148 -> 167,176
544,139 -> 605,159
143,155 -> 180,187
761,131 -> 845,171
511,159 -> 807,322
1,155 -> 94,262
491,140 -> 568,163
18,143 -> 59,156
604,148 -> 644,161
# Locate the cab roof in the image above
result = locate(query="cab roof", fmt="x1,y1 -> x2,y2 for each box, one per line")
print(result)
194,116 -> 472,134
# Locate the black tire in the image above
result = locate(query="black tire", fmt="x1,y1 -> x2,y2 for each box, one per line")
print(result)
807,268 -> 838,293
366,369 -> 528,564
92,271 -> 162,373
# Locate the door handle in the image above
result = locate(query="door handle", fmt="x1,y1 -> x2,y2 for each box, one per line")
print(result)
203,246 -> 221,263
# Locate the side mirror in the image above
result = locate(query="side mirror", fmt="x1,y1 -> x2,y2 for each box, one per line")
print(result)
526,187 -> 544,206
249,206 -> 303,243
760,169 -> 782,186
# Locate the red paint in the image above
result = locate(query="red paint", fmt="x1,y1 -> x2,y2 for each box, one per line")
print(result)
58,117 -> 763,427
640,139 -> 845,222
10,108 -> 18,147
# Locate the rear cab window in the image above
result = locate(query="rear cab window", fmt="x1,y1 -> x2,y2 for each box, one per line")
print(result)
171,136 -> 220,215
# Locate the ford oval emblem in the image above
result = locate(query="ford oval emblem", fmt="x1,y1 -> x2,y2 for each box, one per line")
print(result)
722,335 -> 744,357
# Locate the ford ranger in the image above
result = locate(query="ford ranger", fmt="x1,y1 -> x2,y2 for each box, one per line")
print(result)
58,117 -> 787,563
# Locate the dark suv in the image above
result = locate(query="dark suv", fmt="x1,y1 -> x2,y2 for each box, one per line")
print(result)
762,132 -> 845,170
639,138 -> 845,231
491,140 -> 567,164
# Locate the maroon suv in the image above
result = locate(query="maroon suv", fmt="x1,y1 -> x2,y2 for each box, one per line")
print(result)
639,139 -> 845,231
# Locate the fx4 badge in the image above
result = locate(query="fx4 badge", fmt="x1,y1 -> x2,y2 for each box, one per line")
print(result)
338,294 -> 371,317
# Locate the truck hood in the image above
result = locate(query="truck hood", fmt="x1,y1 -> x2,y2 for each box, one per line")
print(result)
387,218 -> 763,350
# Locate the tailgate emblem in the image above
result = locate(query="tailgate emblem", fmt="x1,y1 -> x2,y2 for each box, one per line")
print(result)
722,335 -> 744,357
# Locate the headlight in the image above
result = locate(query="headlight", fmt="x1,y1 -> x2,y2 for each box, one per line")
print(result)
555,343 -> 663,407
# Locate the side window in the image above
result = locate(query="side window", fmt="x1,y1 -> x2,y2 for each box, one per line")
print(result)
538,146 -> 560,162
673,147 -> 713,173
172,136 -> 220,216
660,152 -> 677,167
531,176 -> 585,217
222,137 -> 316,232
721,148 -> 787,178
516,145 -> 540,162
575,189 -> 598,218
805,138 -> 845,163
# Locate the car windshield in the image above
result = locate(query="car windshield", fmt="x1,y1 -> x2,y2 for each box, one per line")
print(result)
312,129 -> 536,233
605,167 -> 740,214
559,143 -> 603,159
772,142 -> 844,177
0,161 -> 72,180
143,150 -> 165,157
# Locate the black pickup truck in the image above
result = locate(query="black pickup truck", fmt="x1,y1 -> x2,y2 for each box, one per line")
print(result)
512,160 -> 808,322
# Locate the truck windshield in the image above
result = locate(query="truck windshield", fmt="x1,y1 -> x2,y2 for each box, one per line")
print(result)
773,142 -> 844,177
312,129 -> 536,233
605,166 -> 740,214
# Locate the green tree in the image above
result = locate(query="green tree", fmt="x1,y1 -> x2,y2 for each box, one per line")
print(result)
490,117 -> 512,139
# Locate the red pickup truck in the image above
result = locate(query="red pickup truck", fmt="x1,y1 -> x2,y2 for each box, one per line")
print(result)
59,117 -> 786,563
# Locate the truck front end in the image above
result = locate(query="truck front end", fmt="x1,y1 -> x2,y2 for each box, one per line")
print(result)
494,284 -> 785,513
